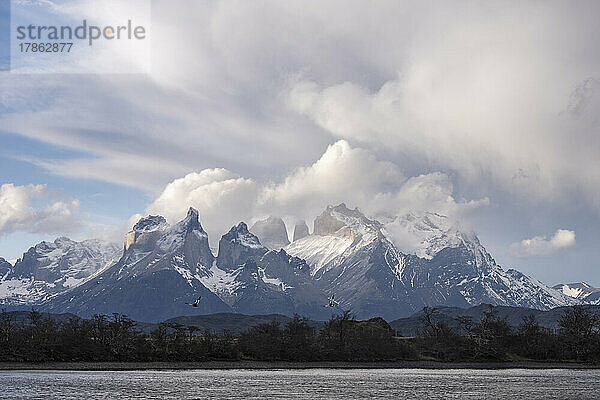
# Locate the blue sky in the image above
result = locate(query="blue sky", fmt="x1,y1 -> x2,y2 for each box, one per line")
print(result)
0,0 -> 599,287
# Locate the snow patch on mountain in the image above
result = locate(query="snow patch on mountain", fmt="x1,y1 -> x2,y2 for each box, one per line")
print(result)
383,212 -> 469,259
198,261 -> 243,305
0,237 -> 120,306
553,282 -> 600,300
285,235 -> 353,276
258,266 -> 293,291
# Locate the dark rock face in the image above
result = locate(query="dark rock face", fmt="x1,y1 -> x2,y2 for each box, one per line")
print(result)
216,222 -> 268,271
229,252 -> 332,320
313,206 -> 348,236
124,215 -> 169,251
0,258 -> 11,277
46,269 -> 228,323
292,221 -> 309,242
250,216 -> 290,249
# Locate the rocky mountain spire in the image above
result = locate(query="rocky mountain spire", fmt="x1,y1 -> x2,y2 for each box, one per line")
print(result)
250,216 -> 290,249
217,222 -> 268,271
292,220 -> 309,241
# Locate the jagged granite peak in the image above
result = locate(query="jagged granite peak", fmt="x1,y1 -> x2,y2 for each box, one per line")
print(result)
292,220 -> 309,242
0,237 -> 121,306
156,207 -> 214,268
119,207 -> 215,272
40,211 -> 228,322
250,216 -> 290,249
4,203 -> 583,321
287,205 -> 385,277
216,222 -> 268,271
133,215 -> 169,232
180,207 -> 204,233
313,203 -> 383,240
384,211 -> 485,260
125,214 -> 170,251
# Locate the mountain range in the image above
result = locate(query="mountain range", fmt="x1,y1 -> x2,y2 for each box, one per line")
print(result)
0,237 -> 120,306
0,203 -> 586,322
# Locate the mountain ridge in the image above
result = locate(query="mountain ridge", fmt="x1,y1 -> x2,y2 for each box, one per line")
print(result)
0,203 -> 581,321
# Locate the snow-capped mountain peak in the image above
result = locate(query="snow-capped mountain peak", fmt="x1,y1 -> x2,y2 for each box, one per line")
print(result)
313,203 -> 383,245
286,204 -> 386,277
223,222 -> 265,249
384,211 -> 480,260
125,214 -> 170,251
0,237 -> 120,306
2,203 -> 584,322
132,214 -> 169,233
216,222 -> 268,272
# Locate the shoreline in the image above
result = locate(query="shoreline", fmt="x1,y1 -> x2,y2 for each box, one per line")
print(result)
1,360 -> 599,371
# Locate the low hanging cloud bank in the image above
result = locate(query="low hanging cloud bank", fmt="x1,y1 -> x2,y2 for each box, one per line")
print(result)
0,183 -> 81,236
145,140 -> 489,249
509,229 -> 576,258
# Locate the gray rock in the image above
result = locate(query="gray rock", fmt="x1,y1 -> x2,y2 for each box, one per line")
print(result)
217,222 -> 268,271
250,216 -> 290,249
292,220 -> 309,242
229,249 -> 332,319
0,258 -> 11,277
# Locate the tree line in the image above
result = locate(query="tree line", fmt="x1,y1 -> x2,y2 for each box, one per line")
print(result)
1,306 -> 599,363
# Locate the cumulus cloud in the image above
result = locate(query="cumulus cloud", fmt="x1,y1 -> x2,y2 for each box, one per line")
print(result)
259,140 -> 405,218
509,229 -> 576,258
146,140 -> 488,247
287,72 -> 600,207
146,168 -> 259,243
0,183 -> 81,235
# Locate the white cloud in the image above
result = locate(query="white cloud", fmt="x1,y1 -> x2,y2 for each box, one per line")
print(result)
259,140 -> 405,219
146,169 -> 259,243
0,183 -> 81,235
509,229 -> 576,258
287,72 -> 600,208
1,1 -> 598,213
146,140 -> 488,247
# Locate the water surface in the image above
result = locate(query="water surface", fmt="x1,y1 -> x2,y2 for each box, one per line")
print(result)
1,368 -> 599,399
